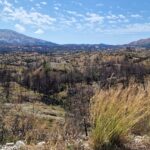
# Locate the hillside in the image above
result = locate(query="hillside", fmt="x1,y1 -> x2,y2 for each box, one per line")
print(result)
128,38 -> 150,48
0,29 -> 57,46
0,50 -> 150,149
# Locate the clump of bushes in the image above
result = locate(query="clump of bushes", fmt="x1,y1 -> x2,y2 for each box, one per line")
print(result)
0,110 -> 50,144
90,84 -> 150,150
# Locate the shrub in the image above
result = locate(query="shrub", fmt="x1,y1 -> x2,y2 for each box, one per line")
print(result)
90,84 -> 150,150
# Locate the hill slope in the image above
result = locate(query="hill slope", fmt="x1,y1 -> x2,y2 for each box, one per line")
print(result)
128,38 -> 150,48
0,29 -> 57,46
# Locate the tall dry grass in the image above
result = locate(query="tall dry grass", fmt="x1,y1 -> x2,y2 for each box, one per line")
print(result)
90,83 -> 150,150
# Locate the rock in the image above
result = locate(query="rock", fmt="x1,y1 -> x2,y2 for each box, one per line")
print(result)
15,141 -> 25,149
134,136 -> 144,143
83,142 -> 90,149
36,141 -> 46,150
6,143 -> 15,147
134,135 -> 150,144
37,141 -> 46,146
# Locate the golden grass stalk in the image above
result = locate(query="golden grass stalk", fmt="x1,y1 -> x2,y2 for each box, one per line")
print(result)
90,84 -> 150,150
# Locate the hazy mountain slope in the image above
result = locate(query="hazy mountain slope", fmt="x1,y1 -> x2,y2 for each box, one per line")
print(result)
0,29 -> 57,46
128,38 -> 150,47
0,29 -> 150,52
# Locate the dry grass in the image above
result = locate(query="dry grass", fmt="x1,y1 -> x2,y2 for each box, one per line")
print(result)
90,83 -> 150,150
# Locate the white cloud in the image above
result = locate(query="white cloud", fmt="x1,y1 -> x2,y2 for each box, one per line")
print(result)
106,14 -> 118,20
3,6 -> 13,13
15,24 -> 26,32
85,13 -> 104,24
118,14 -> 126,19
66,10 -> 84,17
31,7 -> 36,11
54,3 -> 61,7
53,3 -> 61,10
108,20 -> 117,24
3,0 -> 12,7
0,0 -> 149,36
35,3 -> 41,9
14,0 -> 18,3
71,1 -> 82,6
60,17 -> 77,26
35,29 -> 44,34
41,1 -> 47,5
119,23 -> 150,33
106,14 -> 126,20
54,7 -> 59,10
2,2 -> 56,29
131,14 -> 142,18
96,23 -> 150,34
106,14 -> 129,24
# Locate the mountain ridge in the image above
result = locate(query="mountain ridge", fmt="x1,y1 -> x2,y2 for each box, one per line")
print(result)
128,38 -> 150,47
0,29 -> 150,52
0,29 -> 57,46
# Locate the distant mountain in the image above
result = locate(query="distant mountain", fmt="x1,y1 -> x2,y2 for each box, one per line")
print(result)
128,38 -> 150,48
0,29 -> 120,52
60,44 -> 120,51
0,29 -> 57,46
0,29 -> 150,52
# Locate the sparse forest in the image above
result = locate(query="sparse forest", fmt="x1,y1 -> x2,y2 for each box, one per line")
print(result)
0,50 -> 150,150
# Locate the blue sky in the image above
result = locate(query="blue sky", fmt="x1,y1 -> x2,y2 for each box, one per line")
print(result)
0,0 -> 150,44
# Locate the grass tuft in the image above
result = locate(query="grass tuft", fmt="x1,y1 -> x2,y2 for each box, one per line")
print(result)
90,84 -> 150,150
